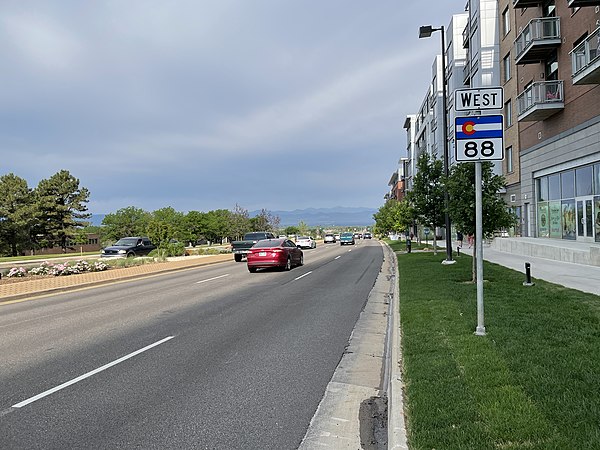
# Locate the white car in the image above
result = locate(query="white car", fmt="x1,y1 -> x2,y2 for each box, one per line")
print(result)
324,234 -> 336,244
296,236 -> 317,249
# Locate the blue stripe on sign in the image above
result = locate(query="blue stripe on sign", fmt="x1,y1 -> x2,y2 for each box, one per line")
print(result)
456,129 -> 503,139
456,115 -> 502,125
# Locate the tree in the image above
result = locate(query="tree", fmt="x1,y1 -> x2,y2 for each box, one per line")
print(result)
249,208 -> 280,232
230,204 -> 250,240
373,199 -> 414,236
204,209 -> 233,244
407,153 -> 446,254
150,207 -> 188,243
284,226 -> 300,237
32,170 -> 91,253
447,162 -> 517,281
101,206 -> 151,244
0,173 -> 34,256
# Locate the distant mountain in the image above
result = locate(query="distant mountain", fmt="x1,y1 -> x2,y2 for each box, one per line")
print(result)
252,207 -> 376,227
89,207 -> 376,228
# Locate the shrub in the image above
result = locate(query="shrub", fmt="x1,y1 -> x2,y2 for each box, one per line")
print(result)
7,267 -> 27,278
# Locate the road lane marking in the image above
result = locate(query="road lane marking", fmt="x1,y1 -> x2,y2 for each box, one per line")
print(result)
294,271 -> 312,281
334,256 -> 341,260
196,274 -> 229,284
12,336 -> 174,408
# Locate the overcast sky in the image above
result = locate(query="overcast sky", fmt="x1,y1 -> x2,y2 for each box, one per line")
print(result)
1,1 -> 462,215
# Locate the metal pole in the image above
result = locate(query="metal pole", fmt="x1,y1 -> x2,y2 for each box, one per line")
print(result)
440,26 -> 454,264
475,161 -> 486,336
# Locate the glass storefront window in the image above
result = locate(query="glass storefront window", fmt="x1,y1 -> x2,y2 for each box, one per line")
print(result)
576,166 -> 593,196
538,202 -> 549,237
561,170 -> 575,198
561,199 -> 576,240
549,201 -> 562,238
595,164 -> 600,195
537,176 -> 549,201
548,174 -> 561,200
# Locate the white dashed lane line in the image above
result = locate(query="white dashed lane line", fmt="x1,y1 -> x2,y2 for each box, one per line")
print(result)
294,271 -> 313,281
196,274 -> 230,284
12,336 -> 174,409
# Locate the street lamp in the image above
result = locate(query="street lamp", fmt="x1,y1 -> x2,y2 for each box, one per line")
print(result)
419,25 -> 454,264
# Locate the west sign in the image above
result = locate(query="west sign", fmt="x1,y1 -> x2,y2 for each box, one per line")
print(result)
454,87 -> 503,112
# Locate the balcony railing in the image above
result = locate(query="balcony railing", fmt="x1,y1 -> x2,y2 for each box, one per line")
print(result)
515,17 -> 561,65
513,0 -> 542,8
568,0 -> 600,7
462,23 -> 470,49
571,27 -> 600,85
517,80 -> 564,122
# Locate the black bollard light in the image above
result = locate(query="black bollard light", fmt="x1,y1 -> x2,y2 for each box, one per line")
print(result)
457,246 -> 460,256
523,262 -> 535,286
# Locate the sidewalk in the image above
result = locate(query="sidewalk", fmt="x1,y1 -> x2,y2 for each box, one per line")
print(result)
457,240 -> 600,296
0,254 -> 232,303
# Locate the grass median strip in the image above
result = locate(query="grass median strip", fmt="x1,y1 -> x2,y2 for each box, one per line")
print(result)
389,240 -> 600,449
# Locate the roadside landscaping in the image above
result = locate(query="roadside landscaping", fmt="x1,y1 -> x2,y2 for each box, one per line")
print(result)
388,240 -> 600,449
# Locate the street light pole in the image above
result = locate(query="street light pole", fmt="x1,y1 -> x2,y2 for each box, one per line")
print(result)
419,25 -> 454,264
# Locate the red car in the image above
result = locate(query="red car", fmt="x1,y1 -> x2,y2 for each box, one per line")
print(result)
246,238 -> 304,272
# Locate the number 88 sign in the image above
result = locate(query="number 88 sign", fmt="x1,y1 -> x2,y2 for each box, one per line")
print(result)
455,115 -> 504,162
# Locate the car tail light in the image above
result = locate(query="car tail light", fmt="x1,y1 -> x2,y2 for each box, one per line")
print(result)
271,249 -> 283,254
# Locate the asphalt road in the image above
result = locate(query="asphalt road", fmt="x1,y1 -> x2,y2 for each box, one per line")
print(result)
0,239 -> 384,449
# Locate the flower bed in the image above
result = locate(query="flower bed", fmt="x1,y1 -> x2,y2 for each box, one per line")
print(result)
2,259 -> 110,279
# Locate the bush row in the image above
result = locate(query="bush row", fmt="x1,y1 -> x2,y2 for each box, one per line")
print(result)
5,260 -> 110,278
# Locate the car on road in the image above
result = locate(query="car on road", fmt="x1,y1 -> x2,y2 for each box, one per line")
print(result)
363,232 -> 372,239
324,233 -> 336,244
246,238 -> 304,272
101,237 -> 156,258
296,236 -> 317,249
340,232 -> 355,245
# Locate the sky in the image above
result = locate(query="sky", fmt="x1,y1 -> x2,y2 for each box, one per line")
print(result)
1,1 -> 462,215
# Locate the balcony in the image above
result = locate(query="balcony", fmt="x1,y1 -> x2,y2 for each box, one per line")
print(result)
571,27 -> 600,85
513,0 -> 542,7
462,23 -> 470,49
515,17 -> 561,65
568,0 -> 600,6
517,80 -> 564,122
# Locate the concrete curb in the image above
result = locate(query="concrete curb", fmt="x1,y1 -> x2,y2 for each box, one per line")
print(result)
384,242 -> 409,449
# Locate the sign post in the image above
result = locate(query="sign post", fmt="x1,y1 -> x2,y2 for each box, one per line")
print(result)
453,87 -> 504,337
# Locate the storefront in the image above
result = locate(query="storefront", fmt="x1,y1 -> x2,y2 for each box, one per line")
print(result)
535,162 -> 600,242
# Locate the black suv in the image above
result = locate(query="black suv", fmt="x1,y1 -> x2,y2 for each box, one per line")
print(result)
101,237 -> 156,258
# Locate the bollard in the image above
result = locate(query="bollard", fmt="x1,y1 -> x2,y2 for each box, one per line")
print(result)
457,246 -> 460,256
406,238 -> 412,253
523,262 -> 535,286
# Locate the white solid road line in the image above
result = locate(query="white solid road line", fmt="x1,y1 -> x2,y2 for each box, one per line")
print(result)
294,271 -> 313,281
196,274 -> 230,284
12,336 -> 175,408
335,256 -> 341,260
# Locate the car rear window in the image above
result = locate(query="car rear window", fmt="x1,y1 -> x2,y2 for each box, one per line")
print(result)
252,239 -> 282,248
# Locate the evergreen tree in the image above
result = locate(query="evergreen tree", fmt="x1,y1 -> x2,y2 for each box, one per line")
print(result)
33,170 -> 91,253
0,173 -> 34,256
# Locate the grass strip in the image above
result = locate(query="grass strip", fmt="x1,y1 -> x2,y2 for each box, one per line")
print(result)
389,240 -> 600,449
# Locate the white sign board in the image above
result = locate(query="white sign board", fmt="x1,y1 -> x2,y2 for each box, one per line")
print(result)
454,87 -> 503,112
455,115 -> 504,162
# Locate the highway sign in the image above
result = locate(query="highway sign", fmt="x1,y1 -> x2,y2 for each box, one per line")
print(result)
454,87 -> 503,111
455,115 -> 504,162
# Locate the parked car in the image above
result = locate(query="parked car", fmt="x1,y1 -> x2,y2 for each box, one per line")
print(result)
296,236 -> 316,249
246,238 -> 303,272
340,232 -> 355,245
324,233 -> 336,244
101,237 -> 156,258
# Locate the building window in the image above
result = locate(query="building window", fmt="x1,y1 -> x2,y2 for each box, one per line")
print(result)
503,53 -> 511,83
506,146 -> 513,173
576,166 -> 593,196
504,100 -> 512,128
561,170 -> 575,198
537,177 -> 549,202
595,163 -> 600,194
502,7 -> 510,36
549,174 -> 561,200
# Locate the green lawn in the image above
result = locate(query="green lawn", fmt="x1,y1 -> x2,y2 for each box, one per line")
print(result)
389,240 -> 600,449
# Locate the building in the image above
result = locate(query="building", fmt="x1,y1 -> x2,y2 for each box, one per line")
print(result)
512,0 -> 600,242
